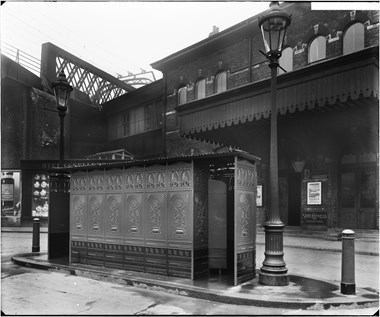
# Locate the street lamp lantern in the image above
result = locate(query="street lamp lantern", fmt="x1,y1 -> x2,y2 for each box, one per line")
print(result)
52,70 -> 73,165
52,70 -> 73,112
258,1 -> 291,286
259,1 -> 291,59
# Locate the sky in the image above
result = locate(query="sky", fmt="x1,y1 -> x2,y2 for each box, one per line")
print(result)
1,1 -> 378,80
0,1 -> 271,79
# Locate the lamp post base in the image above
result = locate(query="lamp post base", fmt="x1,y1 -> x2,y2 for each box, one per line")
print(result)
341,282 -> 356,295
259,271 -> 289,286
259,222 -> 289,286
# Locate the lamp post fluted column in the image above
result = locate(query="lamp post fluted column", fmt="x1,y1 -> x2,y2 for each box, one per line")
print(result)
259,54 -> 289,286
257,1 -> 291,286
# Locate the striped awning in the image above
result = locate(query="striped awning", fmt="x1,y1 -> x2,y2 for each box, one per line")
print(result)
178,47 -> 378,136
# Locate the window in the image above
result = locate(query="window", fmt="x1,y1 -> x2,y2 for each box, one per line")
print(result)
308,36 -> 326,63
215,71 -> 227,93
343,23 -> 364,55
196,78 -> 206,99
122,112 -> 129,136
178,86 -> 187,105
108,102 -> 162,139
279,47 -> 293,74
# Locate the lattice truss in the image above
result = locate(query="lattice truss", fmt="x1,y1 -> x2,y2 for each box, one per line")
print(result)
56,57 -> 129,105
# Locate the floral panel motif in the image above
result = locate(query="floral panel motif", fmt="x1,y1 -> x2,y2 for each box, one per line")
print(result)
169,168 -> 192,188
89,174 -> 104,191
236,166 -> 256,189
89,196 -> 102,231
147,171 -> 166,189
72,196 -> 85,231
194,192 -> 207,242
147,194 -> 164,234
170,193 -> 190,237
105,174 -> 123,190
126,194 -> 142,234
71,176 -> 86,192
107,195 -> 120,232
125,172 -> 144,190
239,193 -> 252,239
194,168 -> 208,190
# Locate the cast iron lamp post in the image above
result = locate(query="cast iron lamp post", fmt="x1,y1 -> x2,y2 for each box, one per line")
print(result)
52,70 -> 73,166
258,1 -> 291,286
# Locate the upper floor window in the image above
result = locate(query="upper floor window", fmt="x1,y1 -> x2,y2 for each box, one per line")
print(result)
343,22 -> 364,55
108,102 -> 162,140
279,47 -> 293,74
308,35 -> 326,63
196,78 -> 206,99
178,86 -> 187,105
215,71 -> 227,93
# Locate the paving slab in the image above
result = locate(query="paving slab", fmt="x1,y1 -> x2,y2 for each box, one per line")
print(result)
11,252 -> 379,310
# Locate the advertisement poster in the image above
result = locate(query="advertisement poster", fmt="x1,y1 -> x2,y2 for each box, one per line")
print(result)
307,181 -> 322,205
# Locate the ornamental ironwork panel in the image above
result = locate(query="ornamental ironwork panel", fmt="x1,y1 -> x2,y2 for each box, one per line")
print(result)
145,193 -> 167,241
87,194 -> 104,239
146,166 -> 167,190
168,166 -> 192,188
125,169 -> 145,191
105,173 -> 124,191
105,194 -> 123,239
168,192 -> 192,241
234,158 -> 257,285
194,192 -> 207,243
71,195 -> 86,236
193,164 -> 209,246
71,174 -> 87,193
88,172 -> 105,192
125,193 -> 144,239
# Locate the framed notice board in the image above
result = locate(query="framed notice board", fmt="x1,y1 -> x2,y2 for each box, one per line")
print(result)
307,181 -> 322,205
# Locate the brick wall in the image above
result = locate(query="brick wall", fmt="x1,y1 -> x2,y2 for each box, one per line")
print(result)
162,6 -> 379,156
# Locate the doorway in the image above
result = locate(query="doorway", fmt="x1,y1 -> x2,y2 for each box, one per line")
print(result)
288,173 -> 301,226
339,168 -> 377,229
208,179 -> 234,276
48,174 -> 70,259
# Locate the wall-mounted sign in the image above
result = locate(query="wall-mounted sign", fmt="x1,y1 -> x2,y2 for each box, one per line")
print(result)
256,185 -> 262,207
302,212 -> 327,225
307,181 -> 322,205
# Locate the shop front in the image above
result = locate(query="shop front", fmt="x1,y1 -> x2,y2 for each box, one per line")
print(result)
50,151 -> 258,286
1,171 -> 22,226
18,161 -> 60,227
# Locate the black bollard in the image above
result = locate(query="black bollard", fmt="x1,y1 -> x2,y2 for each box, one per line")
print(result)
341,229 -> 355,295
32,217 -> 40,252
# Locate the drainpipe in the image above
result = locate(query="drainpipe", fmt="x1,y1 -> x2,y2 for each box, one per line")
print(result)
162,73 -> 167,157
248,26 -> 253,83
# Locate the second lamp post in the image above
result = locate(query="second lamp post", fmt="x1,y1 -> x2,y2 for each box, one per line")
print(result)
52,70 -> 73,166
258,1 -> 291,286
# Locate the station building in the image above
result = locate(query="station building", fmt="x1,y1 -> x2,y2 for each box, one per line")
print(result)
149,2 -> 379,231
1,2 -> 378,237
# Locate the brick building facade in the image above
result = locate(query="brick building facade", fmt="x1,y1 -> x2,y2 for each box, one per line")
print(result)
1,3 -> 378,230
151,2 -> 379,230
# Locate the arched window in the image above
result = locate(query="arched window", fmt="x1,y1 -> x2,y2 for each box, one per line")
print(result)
343,23 -> 364,55
279,47 -> 293,74
215,71 -> 227,93
178,86 -> 187,105
196,78 -> 206,99
308,36 -> 326,63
